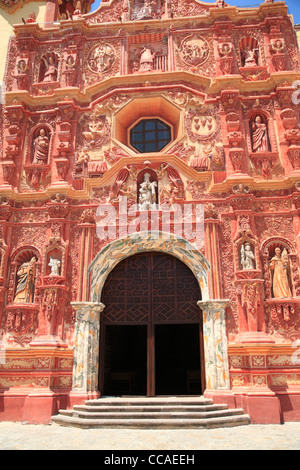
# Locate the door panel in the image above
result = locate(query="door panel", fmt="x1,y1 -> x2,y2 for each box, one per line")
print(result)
101,252 -> 202,395
102,252 -> 201,324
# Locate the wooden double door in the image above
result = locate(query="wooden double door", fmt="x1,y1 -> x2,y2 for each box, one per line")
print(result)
99,252 -> 205,396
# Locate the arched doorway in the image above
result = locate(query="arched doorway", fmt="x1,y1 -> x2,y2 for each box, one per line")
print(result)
99,252 -> 205,397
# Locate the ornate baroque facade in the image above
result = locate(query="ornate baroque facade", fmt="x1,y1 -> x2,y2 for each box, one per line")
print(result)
1,0 -> 300,424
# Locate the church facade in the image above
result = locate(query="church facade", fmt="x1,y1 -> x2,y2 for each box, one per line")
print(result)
1,0 -> 300,425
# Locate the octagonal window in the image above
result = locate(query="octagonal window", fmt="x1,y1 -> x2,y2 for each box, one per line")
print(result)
130,118 -> 172,153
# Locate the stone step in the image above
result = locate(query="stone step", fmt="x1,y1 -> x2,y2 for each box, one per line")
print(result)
57,408 -> 246,420
72,403 -> 229,413
84,397 -> 215,406
52,413 -> 251,429
52,395 -> 251,429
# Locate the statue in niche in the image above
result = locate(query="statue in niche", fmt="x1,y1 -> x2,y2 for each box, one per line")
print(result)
48,257 -> 61,276
41,55 -> 58,82
240,243 -> 255,270
32,128 -> 50,164
269,247 -> 292,298
138,173 -> 158,210
139,47 -> 156,72
251,115 -> 270,153
132,0 -> 161,20
14,257 -> 37,304
241,46 -> 259,67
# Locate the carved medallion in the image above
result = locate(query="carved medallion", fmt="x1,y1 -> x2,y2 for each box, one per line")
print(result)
179,36 -> 209,67
87,43 -> 115,74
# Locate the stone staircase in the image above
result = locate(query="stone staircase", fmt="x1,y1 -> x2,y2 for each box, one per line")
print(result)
52,396 -> 251,429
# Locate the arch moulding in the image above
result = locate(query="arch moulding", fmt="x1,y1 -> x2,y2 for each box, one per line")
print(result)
71,231 -> 230,396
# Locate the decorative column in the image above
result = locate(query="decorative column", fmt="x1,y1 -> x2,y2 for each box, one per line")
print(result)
71,302 -> 105,398
204,204 -> 223,299
77,209 -> 96,302
197,299 -> 230,391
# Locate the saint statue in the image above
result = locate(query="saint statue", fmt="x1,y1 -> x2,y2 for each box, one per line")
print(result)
242,46 -> 259,67
49,257 -> 61,276
269,247 -> 292,298
42,55 -> 58,82
251,115 -> 270,153
14,257 -> 37,304
138,173 -> 158,210
33,128 -> 49,164
139,47 -> 156,72
241,243 -> 255,270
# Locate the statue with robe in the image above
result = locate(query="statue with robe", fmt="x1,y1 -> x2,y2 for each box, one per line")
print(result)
14,257 -> 37,304
251,115 -> 270,153
138,173 -> 157,210
242,46 -> 259,67
32,128 -> 49,164
49,257 -> 61,276
269,247 -> 292,298
241,243 -> 255,270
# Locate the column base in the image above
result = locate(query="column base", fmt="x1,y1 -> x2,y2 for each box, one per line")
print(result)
204,389 -> 237,409
235,331 -> 275,344
69,390 -> 100,407
22,389 -> 69,424
29,336 -> 68,348
239,389 -> 282,424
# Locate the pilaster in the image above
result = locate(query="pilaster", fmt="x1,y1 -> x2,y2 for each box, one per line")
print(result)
71,302 -> 105,394
197,299 -> 230,390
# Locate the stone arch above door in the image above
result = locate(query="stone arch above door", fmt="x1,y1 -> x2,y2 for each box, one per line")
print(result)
88,231 -> 210,303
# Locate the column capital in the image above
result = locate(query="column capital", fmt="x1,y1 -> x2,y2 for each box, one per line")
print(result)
197,299 -> 229,313
71,301 -> 105,316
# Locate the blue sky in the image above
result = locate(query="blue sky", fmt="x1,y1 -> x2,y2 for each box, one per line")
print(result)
90,0 -> 300,24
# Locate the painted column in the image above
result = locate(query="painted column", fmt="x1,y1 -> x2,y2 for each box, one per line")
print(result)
78,216 -> 96,302
71,302 -> 105,393
204,218 -> 223,299
197,299 -> 230,390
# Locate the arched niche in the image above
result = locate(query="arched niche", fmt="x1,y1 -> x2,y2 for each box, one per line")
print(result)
39,52 -> 59,83
261,237 -> 297,299
10,246 -> 41,305
239,37 -> 259,67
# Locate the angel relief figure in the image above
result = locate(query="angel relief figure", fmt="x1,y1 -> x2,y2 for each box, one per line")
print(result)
269,247 -> 292,298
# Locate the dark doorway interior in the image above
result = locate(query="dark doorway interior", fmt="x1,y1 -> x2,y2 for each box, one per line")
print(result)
155,324 -> 201,395
103,325 -> 147,396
